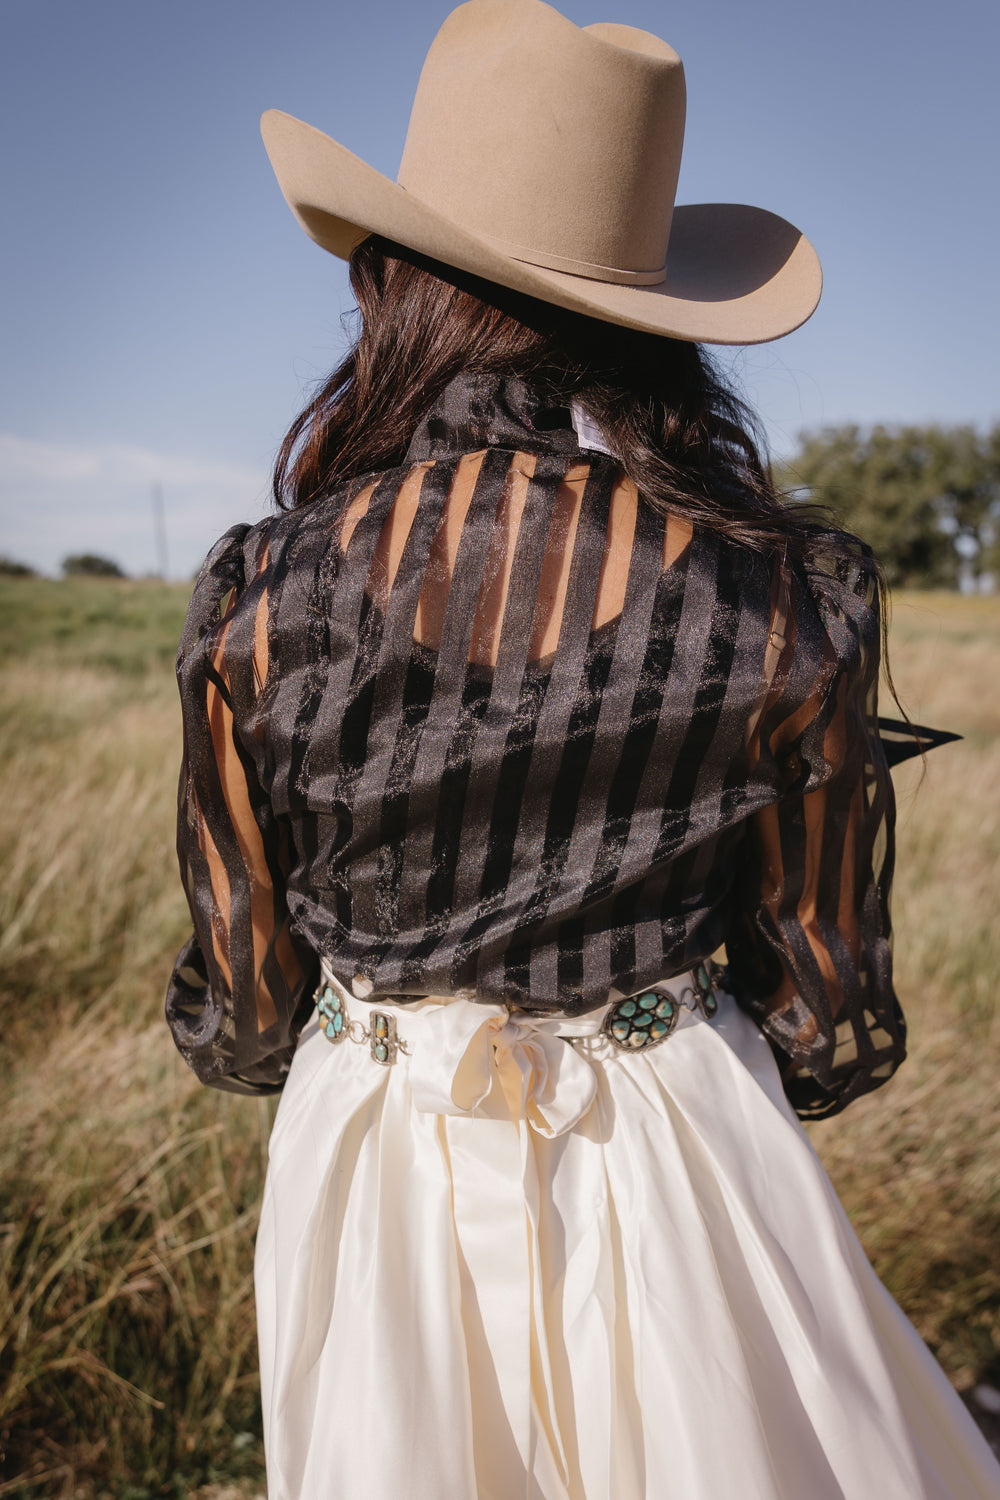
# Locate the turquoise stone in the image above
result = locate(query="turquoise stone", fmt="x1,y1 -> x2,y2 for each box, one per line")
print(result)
627,1030 -> 647,1048
655,998 -> 674,1020
610,1019 -> 631,1042
332,1012 -> 343,1033
638,992 -> 657,1011
319,987 -> 342,1020
633,1011 -> 652,1028
324,1021 -> 336,1039
650,1019 -> 669,1040
703,993 -> 718,1016
619,999 -> 637,1018
374,1042 -> 389,1063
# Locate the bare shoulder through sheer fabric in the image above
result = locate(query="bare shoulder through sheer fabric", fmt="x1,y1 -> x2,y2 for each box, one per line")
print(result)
339,449 -> 691,670
167,372 -> 904,1120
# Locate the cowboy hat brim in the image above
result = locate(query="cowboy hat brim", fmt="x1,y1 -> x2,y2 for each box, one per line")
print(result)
261,109 -> 822,347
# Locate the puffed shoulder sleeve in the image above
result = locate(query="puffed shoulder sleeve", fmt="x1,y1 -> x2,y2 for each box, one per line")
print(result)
725,550 -> 905,1120
165,524 -> 317,1093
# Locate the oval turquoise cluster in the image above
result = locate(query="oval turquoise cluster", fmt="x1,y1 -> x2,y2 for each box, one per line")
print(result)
605,991 -> 677,1049
317,984 -> 346,1042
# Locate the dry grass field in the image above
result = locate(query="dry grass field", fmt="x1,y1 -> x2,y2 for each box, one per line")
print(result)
0,578 -> 997,1497
812,593 -> 1000,1389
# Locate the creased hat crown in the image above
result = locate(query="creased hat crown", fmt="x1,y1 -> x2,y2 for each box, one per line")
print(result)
398,2 -> 686,285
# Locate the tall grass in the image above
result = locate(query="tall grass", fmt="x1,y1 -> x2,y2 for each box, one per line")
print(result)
0,582 -> 272,1498
0,579 -> 997,1495
811,592 -> 1000,1388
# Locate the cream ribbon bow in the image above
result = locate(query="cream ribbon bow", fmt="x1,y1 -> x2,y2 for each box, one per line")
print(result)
404,998 -> 608,1137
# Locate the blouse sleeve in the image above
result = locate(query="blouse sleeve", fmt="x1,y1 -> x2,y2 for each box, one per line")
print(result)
165,525 -> 318,1094
725,553 -> 906,1120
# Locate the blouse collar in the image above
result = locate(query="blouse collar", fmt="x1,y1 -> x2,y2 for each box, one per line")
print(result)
404,372 -> 587,464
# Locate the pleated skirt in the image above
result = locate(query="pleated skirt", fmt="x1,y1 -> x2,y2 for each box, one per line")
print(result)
255,984 -> 1000,1500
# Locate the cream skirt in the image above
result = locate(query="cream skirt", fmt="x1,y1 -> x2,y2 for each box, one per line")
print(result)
255,979 -> 1000,1500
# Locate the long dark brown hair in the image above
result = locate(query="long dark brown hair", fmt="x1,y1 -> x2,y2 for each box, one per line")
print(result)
274,236 -> 904,712
273,236 -> 850,566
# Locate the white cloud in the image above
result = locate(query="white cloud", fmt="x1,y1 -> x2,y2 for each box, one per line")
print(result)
0,435 -> 105,483
0,435 -> 271,579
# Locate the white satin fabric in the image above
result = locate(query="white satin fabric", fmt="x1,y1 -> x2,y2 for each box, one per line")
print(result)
255,985 -> 1000,1500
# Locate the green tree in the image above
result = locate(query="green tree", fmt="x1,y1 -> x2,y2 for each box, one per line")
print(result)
981,423 -> 1000,582
0,556 -> 36,577
61,553 -> 125,578
925,422 -> 1000,590
778,424 -> 999,590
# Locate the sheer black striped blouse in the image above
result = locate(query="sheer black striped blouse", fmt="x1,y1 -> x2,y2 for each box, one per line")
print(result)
166,373 -> 904,1119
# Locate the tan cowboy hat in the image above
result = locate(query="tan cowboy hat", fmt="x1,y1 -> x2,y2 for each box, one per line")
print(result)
261,0 -> 821,345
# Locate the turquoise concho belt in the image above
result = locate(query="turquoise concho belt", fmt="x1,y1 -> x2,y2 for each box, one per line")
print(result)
313,960 -> 725,1067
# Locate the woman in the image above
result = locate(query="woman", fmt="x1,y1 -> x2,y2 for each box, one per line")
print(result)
166,4 -> 1000,1497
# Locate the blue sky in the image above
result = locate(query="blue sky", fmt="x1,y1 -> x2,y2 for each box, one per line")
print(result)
1,0 -> 997,578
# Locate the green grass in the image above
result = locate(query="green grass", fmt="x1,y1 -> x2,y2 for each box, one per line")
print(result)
0,576 -> 191,675
0,579 -> 998,1495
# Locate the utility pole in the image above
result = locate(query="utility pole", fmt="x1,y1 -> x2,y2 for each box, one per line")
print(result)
151,481 -> 169,580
